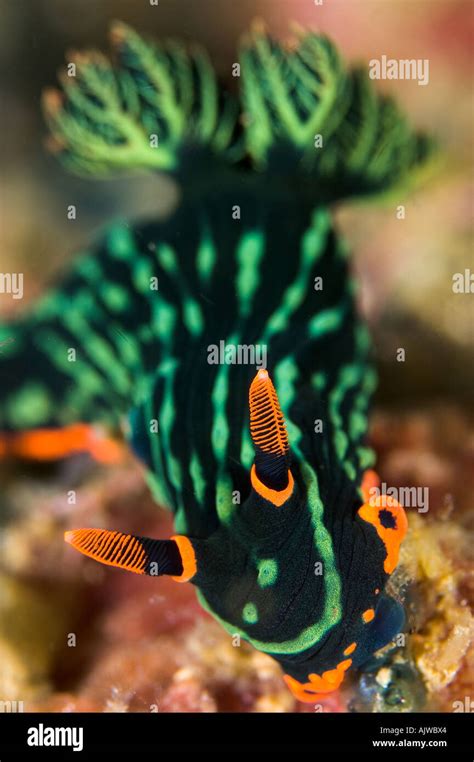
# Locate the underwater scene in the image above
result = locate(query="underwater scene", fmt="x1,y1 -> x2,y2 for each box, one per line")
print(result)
0,0 -> 472,731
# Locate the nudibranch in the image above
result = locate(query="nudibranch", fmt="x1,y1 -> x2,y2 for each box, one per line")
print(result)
0,22 -> 430,702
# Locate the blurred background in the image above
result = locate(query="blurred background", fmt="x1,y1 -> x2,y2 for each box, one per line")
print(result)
0,0 -> 472,714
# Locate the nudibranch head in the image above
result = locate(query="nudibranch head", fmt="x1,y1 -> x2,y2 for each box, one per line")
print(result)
65,369 -> 407,704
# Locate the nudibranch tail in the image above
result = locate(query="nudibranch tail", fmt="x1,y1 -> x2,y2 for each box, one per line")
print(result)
64,528 -> 196,580
249,369 -> 291,494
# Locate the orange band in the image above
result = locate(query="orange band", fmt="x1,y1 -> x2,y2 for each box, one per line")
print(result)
250,464 -> 294,507
171,535 -> 197,582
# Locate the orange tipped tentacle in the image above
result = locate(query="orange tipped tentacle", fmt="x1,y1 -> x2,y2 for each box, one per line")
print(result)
249,369 -> 289,456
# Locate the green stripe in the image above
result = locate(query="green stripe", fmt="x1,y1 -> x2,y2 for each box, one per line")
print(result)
62,308 -> 131,395
158,360 -> 185,522
240,211 -> 329,467
329,363 -> 365,477
157,243 -> 204,337
349,367 -> 376,443
215,473 -> 235,524
261,209 -> 330,341
211,332 -> 239,469
189,449 -> 207,505
33,330 -> 111,423
236,230 -> 265,318
274,357 -> 304,456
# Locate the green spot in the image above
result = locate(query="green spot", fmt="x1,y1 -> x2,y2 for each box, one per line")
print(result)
349,410 -> 367,441
73,289 -> 96,315
344,460 -> 357,481
357,446 -> 376,470
196,229 -> 216,283
312,371 -> 327,391
153,301 -> 176,344
133,258 -> 154,293
215,475 -> 235,524
113,331 -> 142,371
100,283 -> 130,312
334,428 -> 349,460
189,451 -> 206,504
157,243 -> 178,274
76,255 -> 102,281
183,298 -> 204,337
242,602 -> 259,624
257,559 -> 278,588
107,224 -> 136,260
240,429 -> 254,470
6,383 -> 53,428
236,230 -> 265,318
307,304 -> 345,338
211,335 -> 237,465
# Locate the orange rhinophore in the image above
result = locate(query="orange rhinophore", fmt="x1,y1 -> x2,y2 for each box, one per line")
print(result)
249,369 -> 289,456
248,369 -> 293,504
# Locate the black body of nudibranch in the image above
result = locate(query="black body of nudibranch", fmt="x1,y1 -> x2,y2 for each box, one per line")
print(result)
0,21 -> 431,702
